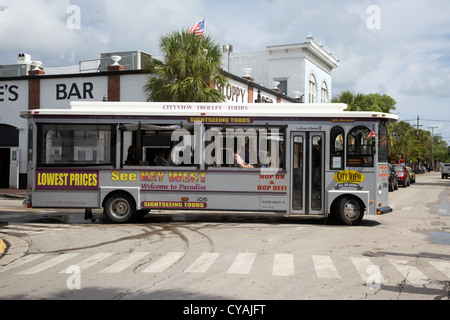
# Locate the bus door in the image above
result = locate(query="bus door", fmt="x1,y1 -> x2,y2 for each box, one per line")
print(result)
290,132 -> 324,215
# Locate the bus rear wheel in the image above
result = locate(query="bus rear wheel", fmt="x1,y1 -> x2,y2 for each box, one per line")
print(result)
336,196 -> 364,226
104,193 -> 136,223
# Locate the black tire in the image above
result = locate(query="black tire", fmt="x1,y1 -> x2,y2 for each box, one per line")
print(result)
336,196 -> 364,226
104,193 -> 136,223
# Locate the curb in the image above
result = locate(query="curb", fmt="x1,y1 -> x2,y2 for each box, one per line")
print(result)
1,193 -> 26,200
0,235 -> 29,266
0,237 -> 6,256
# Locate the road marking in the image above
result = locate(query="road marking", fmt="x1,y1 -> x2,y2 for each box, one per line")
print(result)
142,252 -> 185,273
59,253 -> 114,273
18,253 -> 80,275
184,252 -> 220,273
312,255 -> 340,279
389,259 -> 430,285
350,257 -> 386,284
4,252 -> 450,284
350,257 -> 374,282
428,261 -> 450,278
0,254 -> 45,273
99,252 -> 150,274
272,254 -> 294,277
227,253 -> 257,275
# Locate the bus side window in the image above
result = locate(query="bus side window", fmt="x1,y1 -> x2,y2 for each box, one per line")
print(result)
347,126 -> 374,168
378,123 -> 388,163
330,126 -> 344,170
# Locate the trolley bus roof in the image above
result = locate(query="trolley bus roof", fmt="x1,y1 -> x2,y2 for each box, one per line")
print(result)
21,101 -> 399,121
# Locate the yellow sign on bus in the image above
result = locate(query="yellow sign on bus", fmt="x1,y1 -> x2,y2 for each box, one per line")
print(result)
333,170 -> 365,184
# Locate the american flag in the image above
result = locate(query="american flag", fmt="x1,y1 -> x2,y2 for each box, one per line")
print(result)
189,20 -> 205,37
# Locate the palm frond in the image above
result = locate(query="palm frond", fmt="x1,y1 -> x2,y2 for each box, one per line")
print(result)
144,30 -> 227,102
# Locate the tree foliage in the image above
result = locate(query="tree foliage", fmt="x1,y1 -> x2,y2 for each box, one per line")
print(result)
389,121 -> 449,164
333,91 -> 449,164
332,90 -> 396,113
144,30 -> 227,102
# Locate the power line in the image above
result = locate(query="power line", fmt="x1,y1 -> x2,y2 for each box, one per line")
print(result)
421,119 -> 450,122
404,118 -> 450,123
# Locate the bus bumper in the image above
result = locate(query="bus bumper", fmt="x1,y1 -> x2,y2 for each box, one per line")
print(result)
377,206 -> 392,215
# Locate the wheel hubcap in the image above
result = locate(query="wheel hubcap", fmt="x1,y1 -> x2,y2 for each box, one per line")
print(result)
111,199 -> 130,218
343,200 -> 360,221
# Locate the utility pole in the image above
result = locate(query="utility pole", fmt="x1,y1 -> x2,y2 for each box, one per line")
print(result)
428,126 -> 438,171
416,116 -> 423,130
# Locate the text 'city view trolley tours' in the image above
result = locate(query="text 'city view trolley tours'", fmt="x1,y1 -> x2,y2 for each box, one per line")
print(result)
21,101 -> 399,225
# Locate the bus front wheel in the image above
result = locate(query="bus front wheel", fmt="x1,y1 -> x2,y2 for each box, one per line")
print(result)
104,193 -> 136,223
335,196 -> 364,226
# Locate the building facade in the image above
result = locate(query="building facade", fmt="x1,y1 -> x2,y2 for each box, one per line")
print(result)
224,34 -> 340,103
0,51 -> 298,189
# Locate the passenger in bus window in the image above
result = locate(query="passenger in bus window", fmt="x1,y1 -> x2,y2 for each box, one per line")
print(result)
126,145 -> 139,166
154,150 -> 169,166
234,145 -> 254,168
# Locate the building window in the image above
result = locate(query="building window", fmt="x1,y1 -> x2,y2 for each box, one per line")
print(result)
321,82 -> 329,103
277,80 -> 287,95
309,74 -> 318,103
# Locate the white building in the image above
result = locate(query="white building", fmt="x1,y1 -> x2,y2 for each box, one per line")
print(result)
224,34 -> 340,103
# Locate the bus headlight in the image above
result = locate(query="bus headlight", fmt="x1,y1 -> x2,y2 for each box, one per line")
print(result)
377,184 -> 383,195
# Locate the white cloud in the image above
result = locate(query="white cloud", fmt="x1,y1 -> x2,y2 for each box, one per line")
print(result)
0,0 -> 77,63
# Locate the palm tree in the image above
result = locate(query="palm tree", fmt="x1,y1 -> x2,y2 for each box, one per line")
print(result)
332,90 -> 396,113
144,30 -> 227,102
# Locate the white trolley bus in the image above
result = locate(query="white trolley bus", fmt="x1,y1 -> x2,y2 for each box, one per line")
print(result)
21,101 -> 398,225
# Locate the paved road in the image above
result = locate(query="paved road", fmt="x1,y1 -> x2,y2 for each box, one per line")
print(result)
0,172 -> 449,301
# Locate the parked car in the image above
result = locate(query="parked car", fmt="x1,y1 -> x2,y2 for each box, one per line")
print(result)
442,163 -> 450,179
388,164 -> 399,191
406,166 -> 416,183
392,164 -> 410,187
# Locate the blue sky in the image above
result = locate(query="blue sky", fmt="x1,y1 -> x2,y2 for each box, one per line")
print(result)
1,0 -> 449,142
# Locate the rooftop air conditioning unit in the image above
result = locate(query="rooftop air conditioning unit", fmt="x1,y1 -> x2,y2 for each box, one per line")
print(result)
17,53 -> 32,64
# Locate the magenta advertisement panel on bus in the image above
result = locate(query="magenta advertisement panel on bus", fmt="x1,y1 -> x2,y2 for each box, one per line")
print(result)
35,169 -> 99,190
